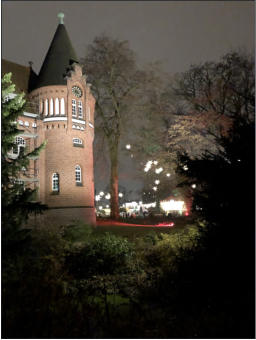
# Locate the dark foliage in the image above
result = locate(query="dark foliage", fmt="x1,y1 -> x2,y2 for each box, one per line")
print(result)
66,232 -> 134,278
1,73 -> 47,231
169,116 -> 255,337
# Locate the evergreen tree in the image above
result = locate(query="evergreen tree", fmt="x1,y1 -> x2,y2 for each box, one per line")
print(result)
174,115 -> 255,337
1,73 -> 47,235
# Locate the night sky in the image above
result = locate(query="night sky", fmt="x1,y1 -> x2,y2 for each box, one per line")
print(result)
2,1 -> 255,199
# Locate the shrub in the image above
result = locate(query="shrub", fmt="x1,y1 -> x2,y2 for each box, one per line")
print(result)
63,222 -> 93,244
66,233 -> 134,278
144,224 -> 202,271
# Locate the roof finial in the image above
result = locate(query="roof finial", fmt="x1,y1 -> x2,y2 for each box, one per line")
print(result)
57,12 -> 64,24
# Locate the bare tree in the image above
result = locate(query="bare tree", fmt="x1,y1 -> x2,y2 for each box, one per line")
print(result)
81,35 -> 158,219
167,51 -> 255,159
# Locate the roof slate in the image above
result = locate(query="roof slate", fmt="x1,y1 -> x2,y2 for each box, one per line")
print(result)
36,24 -> 78,88
1,59 -> 38,94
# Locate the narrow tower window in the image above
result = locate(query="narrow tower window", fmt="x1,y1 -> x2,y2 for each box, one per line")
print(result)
72,99 -> 77,116
78,101 -> 83,118
55,98 -> 59,115
75,165 -> 82,184
44,99 -> 48,116
50,98 -> 54,115
60,98 -> 65,115
52,173 -> 59,191
88,106 -> 91,121
40,100 -> 44,114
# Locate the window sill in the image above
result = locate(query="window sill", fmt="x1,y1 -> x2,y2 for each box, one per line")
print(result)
76,182 -> 83,187
73,143 -> 84,148
51,191 -> 59,195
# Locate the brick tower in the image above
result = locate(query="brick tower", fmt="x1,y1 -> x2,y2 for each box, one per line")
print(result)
27,13 -> 96,225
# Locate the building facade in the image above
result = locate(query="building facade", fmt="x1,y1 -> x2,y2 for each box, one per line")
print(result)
3,14 -> 96,225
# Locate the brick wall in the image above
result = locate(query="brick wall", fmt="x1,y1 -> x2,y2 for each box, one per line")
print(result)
20,63 -> 96,225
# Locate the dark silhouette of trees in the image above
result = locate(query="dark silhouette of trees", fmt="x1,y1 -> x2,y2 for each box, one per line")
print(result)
173,109 -> 255,337
168,51 -> 254,158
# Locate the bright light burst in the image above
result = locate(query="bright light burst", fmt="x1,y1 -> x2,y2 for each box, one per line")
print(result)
191,184 -> 196,189
126,144 -> 131,149
183,165 -> 188,171
153,160 -> 158,165
155,179 -> 160,185
99,191 -> 104,196
119,193 -> 123,197
105,193 -> 111,199
153,186 -> 157,191
144,160 -> 153,172
95,195 -> 101,201
160,200 -> 185,212
155,167 -> 163,174
166,173 -> 170,177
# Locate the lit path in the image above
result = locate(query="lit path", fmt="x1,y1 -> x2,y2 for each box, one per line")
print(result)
96,220 -> 174,228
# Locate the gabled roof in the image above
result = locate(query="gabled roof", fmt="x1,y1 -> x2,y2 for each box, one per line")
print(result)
36,23 -> 78,88
1,59 -> 38,94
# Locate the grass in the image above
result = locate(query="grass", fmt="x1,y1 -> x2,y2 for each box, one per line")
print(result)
94,216 -> 195,241
63,216 -> 196,244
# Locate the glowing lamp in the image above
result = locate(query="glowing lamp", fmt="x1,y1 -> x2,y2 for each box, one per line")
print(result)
126,144 -> 131,149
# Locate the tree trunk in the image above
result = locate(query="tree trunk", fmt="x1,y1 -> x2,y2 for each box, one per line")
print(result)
109,142 -> 119,220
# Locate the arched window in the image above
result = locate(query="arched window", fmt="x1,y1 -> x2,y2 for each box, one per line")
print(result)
14,136 -> 26,155
72,99 -> 77,116
60,98 -> 65,115
75,165 -> 82,183
78,101 -> 83,118
55,98 -> 59,115
52,173 -> 59,191
44,99 -> 48,115
50,98 -> 54,115
73,138 -> 83,146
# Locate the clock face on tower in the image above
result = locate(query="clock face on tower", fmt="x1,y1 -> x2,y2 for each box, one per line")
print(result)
72,86 -> 82,98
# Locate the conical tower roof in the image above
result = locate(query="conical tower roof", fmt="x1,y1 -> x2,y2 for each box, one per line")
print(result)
36,14 -> 78,88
